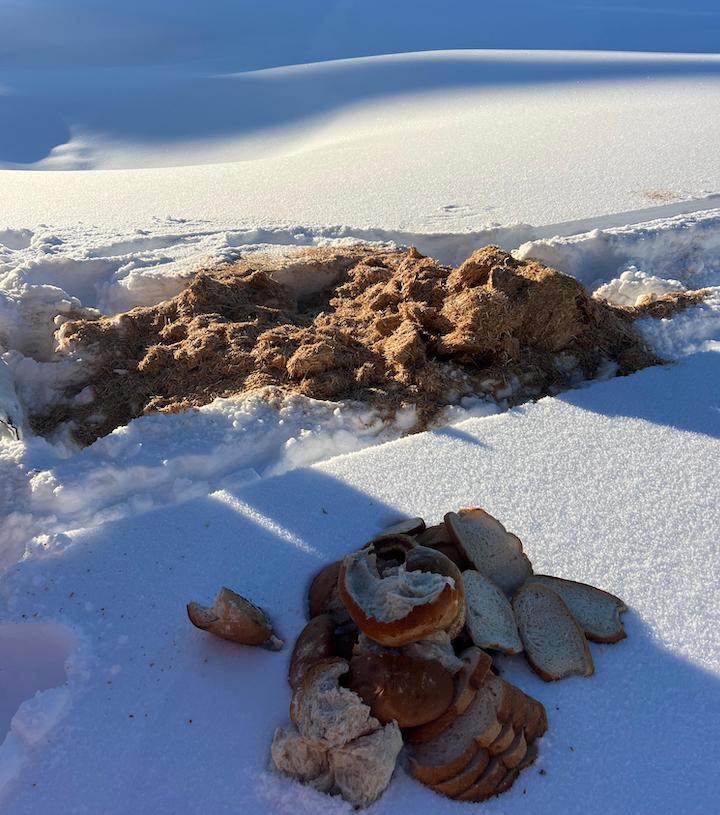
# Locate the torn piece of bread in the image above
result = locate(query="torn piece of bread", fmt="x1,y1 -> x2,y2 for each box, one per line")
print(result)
187,587 -> 283,649
347,652 -> 454,728
525,575 -> 627,643
290,658 -> 378,747
513,583 -> 594,681
445,509 -> 532,596
339,545 -> 461,646
329,721 -> 403,808
463,570 -> 523,654
270,725 -> 330,788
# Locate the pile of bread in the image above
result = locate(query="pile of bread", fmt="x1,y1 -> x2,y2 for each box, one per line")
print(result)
270,509 -> 627,807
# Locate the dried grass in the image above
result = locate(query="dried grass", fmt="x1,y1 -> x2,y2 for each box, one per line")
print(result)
34,245 -> 681,445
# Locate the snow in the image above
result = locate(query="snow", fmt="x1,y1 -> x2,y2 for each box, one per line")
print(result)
1,353 -> 718,813
1,0 -> 720,812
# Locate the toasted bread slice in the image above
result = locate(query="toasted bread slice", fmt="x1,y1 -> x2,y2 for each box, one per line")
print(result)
513,583 -> 594,681
455,757 -> 507,802
526,575 -> 627,643
463,570 -> 523,654
445,509 -> 532,596
500,728 -> 527,768
432,748 -> 490,797
404,648 -> 489,744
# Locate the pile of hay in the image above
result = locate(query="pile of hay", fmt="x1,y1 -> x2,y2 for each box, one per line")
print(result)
37,245 -> 691,445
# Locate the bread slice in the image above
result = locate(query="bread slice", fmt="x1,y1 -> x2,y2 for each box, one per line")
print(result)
488,722 -> 515,755
484,674 -> 515,724
407,681 -> 503,784
523,696 -> 547,742
404,647 -> 491,744
455,757 -> 507,802
508,686 -> 528,730
445,509 -> 532,596
499,728 -> 527,768
463,570 -> 523,654
378,517 -> 426,537
519,741 -> 539,770
494,766 -> 520,795
432,748 -> 490,797
513,583 -> 594,681
525,575 -> 627,643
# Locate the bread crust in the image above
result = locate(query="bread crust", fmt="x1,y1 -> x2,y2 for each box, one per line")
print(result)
289,614 -> 335,690
347,652 -> 454,728
432,748 -> 490,797
456,757 -> 506,801
338,545 -> 461,647
408,741 -> 479,785
308,561 -> 345,619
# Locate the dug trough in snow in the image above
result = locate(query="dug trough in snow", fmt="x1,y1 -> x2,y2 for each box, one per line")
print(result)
35,245 -> 704,445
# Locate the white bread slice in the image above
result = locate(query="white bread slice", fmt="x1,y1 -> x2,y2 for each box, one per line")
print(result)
407,681 -> 503,784
463,570 -> 523,654
404,647 -> 491,744
445,509 -> 532,595
432,748 -> 490,797
526,575 -> 627,643
523,695 -> 548,742
513,584 -> 594,681
455,757 -> 507,802
329,720 -> 403,808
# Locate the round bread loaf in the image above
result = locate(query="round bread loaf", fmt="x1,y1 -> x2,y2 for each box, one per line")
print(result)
338,544 -> 462,647
347,652 -> 454,727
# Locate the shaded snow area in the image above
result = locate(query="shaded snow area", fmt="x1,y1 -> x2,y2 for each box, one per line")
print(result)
1,0 -> 720,812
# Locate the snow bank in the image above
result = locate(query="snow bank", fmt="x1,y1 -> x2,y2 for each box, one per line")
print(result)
0,352 -> 718,814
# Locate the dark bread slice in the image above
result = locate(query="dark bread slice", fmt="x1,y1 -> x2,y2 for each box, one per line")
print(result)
455,757 -> 507,802
432,748 -> 490,798
513,583 -> 594,681
499,729 -> 527,769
